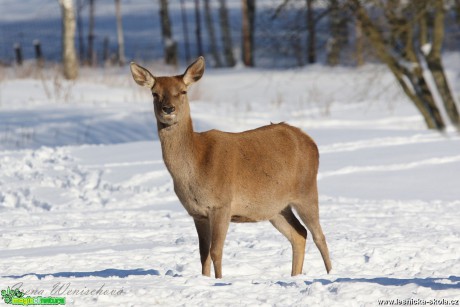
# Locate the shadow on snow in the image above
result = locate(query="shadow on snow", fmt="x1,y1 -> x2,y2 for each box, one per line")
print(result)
4,270 -> 459,290
2,268 -> 161,279
299,276 -> 460,290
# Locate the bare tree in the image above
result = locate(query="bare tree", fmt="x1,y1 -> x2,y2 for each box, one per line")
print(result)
194,0 -> 204,56
115,0 -> 125,66
455,0 -> 460,24
350,0 -> 460,130
204,0 -> 223,67
327,0 -> 339,65
273,0 -> 329,65
58,0 -> 78,79
87,0 -> 95,66
306,0 -> 315,63
218,0 -> 236,66
355,16 -> 364,66
421,0 -> 460,129
76,0 -> 85,63
327,0 -> 349,66
159,0 -> 178,65
180,0 -> 192,62
242,0 -> 255,66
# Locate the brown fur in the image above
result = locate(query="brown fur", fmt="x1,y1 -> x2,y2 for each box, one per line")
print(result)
130,57 -> 332,278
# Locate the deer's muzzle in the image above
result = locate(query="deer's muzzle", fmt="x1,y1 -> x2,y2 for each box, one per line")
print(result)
162,105 -> 176,114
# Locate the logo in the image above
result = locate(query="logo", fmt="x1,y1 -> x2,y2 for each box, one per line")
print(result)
1,287 -> 66,306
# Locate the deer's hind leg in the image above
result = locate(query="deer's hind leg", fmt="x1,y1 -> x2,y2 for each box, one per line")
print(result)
270,207 -> 307,276
292,185 -> 332,274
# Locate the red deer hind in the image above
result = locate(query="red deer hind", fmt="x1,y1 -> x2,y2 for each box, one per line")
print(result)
130,57 -> 331,278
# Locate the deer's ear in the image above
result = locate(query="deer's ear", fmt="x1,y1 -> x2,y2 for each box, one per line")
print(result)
130,62 -> 155,88
183,56 -> 205,86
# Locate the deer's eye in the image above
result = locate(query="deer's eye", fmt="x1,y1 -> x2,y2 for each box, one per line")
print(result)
180,91 -> 187,95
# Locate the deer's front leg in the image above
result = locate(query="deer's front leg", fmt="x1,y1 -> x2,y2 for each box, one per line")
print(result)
209,208 -> 231,279
193,217 -> 211,277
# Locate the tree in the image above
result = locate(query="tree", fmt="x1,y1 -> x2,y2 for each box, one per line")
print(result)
203,0 -> 223,67
420,0 -> 460,129
273,0 -> 330,65
159,0 -> 178,65
58,0 -> 78,79
354,16 -> 364,66
350,0 -> 460,130
327,0 -> 349,66
115,0 -> 125,66
306,0 -> 315,63
87,0 -> 95,66
180,0 -> 192,62
76,0 -> 86,63
455,0 -> 460,24
242,0 -> 255,66
194,0 -> 204,56
218,0 -> 236,66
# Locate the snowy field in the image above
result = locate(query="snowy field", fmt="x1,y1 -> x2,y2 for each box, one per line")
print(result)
0,60 -> 459,306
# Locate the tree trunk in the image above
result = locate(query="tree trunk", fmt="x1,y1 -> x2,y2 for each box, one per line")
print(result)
218,0 -> 235,67
76,0 -> 85,63
418,2 -> 428,47
194,0 -> 203,56
115,0 -> 125,66
424,0 -> 460,129
59,0 -> 78,80
426,59 -> 460,129
203,0 -> 223,67
392,9 -> 445,131
180,0 -> 192,62
455,0 -> 460,24
355,17 -> 364,66
306,0 -> 316,64
159,0 -> 178,65
241,0 -> 255,66
103,36 -> 109,63
327,0 -> 340,66
87,0 -> 95,66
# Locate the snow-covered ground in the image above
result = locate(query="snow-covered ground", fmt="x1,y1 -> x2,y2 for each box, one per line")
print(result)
0,62 -> 459,306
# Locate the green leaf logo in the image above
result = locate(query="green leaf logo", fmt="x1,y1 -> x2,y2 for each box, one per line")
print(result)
1,287 -> 24,304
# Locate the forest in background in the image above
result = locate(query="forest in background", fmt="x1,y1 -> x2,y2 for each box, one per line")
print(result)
2,1 -> 460,67
2,0 -> 460,130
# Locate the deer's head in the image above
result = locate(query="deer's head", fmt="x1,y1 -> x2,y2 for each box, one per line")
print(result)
130,57 -> 205,127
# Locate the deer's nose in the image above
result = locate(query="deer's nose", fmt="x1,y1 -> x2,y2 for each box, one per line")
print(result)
162,106 -> 175,114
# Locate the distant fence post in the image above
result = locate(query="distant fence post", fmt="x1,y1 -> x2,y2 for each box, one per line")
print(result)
14,43 -> 23,66
34,40 -> 44,67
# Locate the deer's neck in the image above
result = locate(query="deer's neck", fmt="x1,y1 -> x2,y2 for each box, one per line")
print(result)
157,116 -> 199,182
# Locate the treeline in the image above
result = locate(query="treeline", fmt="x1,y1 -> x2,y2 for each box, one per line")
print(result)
55,0 -> 460,130
56,0 -> 460,70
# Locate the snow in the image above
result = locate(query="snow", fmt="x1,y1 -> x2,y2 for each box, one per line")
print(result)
1,62 -> 459,306
421,43 -> 432,56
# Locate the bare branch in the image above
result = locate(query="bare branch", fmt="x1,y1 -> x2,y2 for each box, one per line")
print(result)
271,0 -> 291,20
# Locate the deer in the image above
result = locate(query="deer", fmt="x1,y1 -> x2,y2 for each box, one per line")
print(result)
130,57 -> 332,278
